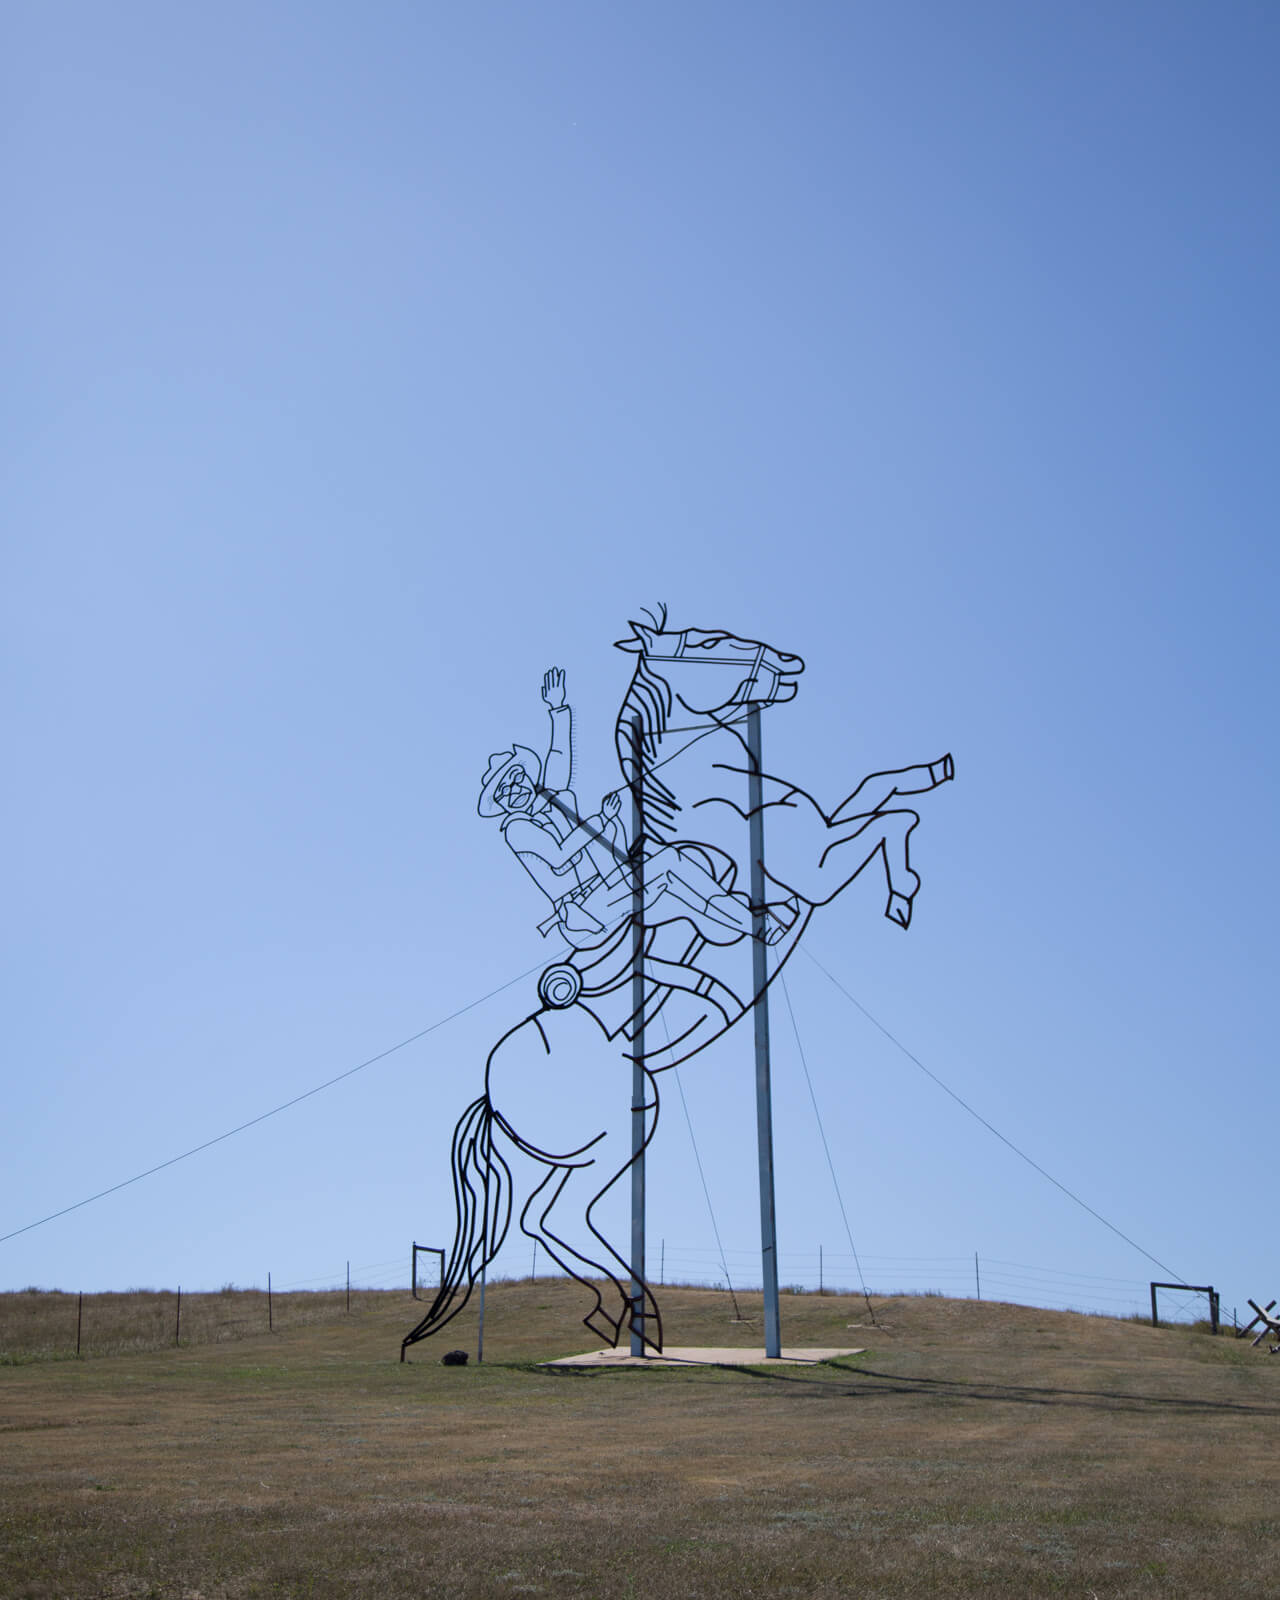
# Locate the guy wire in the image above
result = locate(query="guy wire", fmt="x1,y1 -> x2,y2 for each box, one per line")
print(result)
779,971 -> 878,1326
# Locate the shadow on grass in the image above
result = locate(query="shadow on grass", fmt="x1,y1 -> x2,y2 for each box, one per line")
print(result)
533,1358 -> 1280,1418
735,1362 -> 1280,1418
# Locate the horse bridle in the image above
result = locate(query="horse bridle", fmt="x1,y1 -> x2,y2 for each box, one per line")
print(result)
642,635 -> 782,707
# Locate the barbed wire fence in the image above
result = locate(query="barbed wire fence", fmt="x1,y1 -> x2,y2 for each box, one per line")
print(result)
2,1244 -> 1233,1364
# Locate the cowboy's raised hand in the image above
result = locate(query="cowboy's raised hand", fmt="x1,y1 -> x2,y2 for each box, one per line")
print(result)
601,790 -> 622,822
542,668 -> 567,709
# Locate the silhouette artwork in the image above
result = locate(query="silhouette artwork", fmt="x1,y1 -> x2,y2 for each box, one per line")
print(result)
480,668 -> 768,950
402,610 -> 954,1358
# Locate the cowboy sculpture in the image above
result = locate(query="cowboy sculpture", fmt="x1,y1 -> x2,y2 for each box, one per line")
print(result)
478,668 -> 777,949
405,613 -> 955,1361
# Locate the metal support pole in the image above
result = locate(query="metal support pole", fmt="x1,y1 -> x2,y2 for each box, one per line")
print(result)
975,1252 -> 981,1301
268,1272 -> 273,1333
76,1291 -> 83,1358
346,1261 -> 350,1313
477,1262 -> 486,1363
629,712 -> 648,1356
175,1286 -> 181,1347
747,704 -> 781,1359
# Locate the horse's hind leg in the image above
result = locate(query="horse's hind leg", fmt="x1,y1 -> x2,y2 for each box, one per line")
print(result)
521,1163 -> 635,1346
584,1163 -> 664,1352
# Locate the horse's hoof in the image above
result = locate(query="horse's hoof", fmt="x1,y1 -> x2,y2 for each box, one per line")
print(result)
584,1310 -> 620,1347
886,890 -> 914,929
930,754 -> 955,786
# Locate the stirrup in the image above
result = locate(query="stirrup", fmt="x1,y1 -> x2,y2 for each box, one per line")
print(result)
764,896 -> 801,943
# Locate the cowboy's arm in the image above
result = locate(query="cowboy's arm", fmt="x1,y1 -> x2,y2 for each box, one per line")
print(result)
505,813 -> 606,875
536,788 -> 631,870
541,668 -> 571,793
598,790 -> 628,857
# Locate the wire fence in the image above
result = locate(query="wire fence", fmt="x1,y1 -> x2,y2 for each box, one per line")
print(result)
479,1238 -> 1231,1325
3,1244 -> 1234,1364
0,1258 -> 415,1363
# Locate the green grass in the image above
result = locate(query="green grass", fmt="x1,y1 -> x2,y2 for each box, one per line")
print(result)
1,1281 -> 1277,1597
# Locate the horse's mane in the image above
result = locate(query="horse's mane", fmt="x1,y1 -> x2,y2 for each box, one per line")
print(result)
615,652 -> 680,841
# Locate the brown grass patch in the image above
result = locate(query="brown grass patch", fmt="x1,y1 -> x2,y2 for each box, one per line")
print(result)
2,1282 -> 1277,1597
1,1287 -> 395,1363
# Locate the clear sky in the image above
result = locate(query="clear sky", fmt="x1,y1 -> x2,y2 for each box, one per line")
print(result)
4,2 -> 1276,1326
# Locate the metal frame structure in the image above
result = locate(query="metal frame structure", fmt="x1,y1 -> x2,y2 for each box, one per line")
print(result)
1149,1280 -> 1220,1334
401,610 -> 954,1361
411,1243 -> 445,1302
1240,1297 -> 1280,1349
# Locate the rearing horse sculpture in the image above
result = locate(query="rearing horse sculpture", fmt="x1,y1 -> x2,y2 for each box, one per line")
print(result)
401,611 -> 953,1358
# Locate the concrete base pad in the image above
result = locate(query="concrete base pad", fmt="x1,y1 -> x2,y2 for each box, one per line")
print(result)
542,1345 -> 864,1369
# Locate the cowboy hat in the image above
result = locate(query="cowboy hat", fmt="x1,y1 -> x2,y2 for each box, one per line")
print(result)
477,744 -> 541,817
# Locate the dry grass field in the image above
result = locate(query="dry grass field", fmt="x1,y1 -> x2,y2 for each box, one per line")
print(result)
2,1280 -> 1277,1598
1,1287 -> 397,1363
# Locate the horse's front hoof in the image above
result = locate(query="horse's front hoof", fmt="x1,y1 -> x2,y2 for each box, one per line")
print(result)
886,890 -> 914,929
930,754 -> 955,786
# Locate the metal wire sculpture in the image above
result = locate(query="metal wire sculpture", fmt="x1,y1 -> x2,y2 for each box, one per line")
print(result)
401,610 -> 954,1358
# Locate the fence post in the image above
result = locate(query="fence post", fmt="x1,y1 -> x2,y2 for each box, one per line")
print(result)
1150,1282 -> 1159,1328
346,1261 -> 350,1314
819,1245 -> 823,1294
975,1252 -> 981,1302
175,1286 -> 181,1348
268,1272 -> 273,1333
76,1291 -> 83,1358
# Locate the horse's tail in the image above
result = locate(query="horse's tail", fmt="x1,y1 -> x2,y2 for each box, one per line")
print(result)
400,1094 -> 511,1361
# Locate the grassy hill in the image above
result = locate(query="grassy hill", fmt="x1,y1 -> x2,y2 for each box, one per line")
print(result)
1,1281 -> 1276,1596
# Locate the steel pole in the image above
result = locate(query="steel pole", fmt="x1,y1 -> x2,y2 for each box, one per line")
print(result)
747,704 -> 781,1358
477,1262 -> 486,1363
629,712 -> 648,1355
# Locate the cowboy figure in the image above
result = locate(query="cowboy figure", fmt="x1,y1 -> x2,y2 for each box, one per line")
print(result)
480,669 -> 772,950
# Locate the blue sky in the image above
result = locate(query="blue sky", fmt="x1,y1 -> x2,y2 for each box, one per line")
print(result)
4,2 -> 1276,1327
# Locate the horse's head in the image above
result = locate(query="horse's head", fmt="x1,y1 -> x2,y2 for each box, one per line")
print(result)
615,614 -> 804,715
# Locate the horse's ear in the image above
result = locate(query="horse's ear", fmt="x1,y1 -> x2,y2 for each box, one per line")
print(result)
614,620 -> 656,654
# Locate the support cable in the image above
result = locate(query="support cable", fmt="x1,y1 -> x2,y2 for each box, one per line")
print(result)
779,972 -> 878,1326
799,945 -> 1186,1286
662,1015 -> 746,1321
1,952 -> 558,1248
